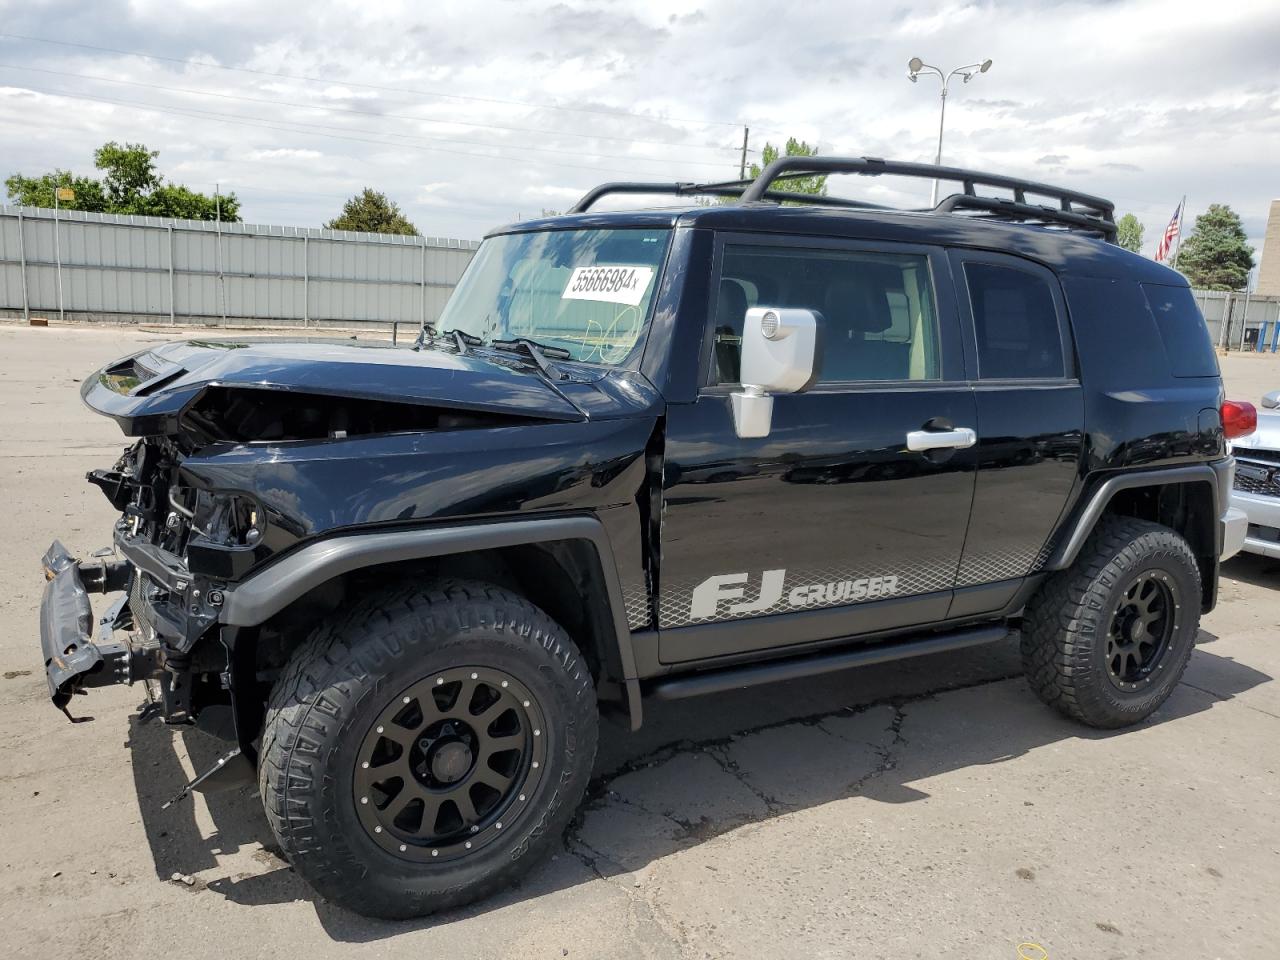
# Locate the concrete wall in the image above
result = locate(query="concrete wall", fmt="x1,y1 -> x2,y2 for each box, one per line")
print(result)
0,205 -> 479,328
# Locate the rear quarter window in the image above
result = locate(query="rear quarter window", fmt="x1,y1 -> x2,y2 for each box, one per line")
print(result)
1140,284 -> 1220,378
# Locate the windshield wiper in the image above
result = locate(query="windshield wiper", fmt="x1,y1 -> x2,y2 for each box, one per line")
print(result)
489,337 -> 571,381
412,325 -> 481,355
448,329 -> 483,355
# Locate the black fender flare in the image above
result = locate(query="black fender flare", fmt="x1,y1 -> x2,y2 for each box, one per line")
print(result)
1045,462 -> 1225,571
219,516 -> 644,729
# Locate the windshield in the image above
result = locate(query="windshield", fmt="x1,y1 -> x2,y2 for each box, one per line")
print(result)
434,228 -> 671,365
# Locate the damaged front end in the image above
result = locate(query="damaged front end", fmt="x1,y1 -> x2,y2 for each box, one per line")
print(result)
40,334 -> 653,801
39,540 -> 158,714
40,431 -> 254,729
40,429 -> 282,800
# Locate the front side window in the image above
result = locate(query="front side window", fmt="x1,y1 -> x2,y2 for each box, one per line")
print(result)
435,228 -> 670,365
964,263 -> 1065,380
711,245 -> 940,385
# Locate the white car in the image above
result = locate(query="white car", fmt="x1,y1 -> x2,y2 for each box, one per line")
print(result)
1230,390 -> 1280,559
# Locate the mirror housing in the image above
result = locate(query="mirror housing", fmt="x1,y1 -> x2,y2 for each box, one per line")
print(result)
1262,390 -> 1279,410
731,307 -> 819,438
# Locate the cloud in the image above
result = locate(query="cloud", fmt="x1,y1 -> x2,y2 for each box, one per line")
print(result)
246,148 -> 323,161
0,0 -> 1276,264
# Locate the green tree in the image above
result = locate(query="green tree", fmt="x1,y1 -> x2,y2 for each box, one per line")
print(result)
326,189 -> 418,235
5,142 -> 239,221
749,137 -> 828,197
1116,212 -> 1144,253
94,142 -> 162,208
1177,203 -> 1254,290
3,170 -> 108,211
139,184 -> 239,221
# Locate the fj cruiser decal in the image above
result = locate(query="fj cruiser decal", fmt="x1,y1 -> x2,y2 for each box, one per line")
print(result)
689,570 -> 900,621
690,570 -> 786,621
788,575 -> 899,607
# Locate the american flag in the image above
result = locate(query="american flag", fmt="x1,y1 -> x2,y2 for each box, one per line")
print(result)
1154,202 -> 1183,262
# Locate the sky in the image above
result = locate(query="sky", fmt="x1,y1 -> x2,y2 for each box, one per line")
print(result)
0,0 -> 1277,264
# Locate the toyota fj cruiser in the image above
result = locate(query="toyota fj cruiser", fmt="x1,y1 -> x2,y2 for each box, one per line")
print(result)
39,156 -> 1254,918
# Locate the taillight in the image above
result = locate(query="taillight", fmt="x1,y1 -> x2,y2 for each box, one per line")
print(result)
1222,400 -> 1257,440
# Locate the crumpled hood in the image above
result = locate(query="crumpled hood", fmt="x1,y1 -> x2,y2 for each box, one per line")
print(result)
80,337 -> 659,436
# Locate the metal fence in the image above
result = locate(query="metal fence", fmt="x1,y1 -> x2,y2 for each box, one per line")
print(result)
0,205 -> 479,329
4,206 -> 1278,353
1191,289 -> 1280,353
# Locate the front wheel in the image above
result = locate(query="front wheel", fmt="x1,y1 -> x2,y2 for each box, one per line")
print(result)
258,580 -> 597,919
1022,516 -> 1201,729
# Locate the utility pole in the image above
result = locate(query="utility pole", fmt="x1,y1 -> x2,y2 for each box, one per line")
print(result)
739,126 -> 750,180
215,184 -> 228,327
53,184 -> 74,324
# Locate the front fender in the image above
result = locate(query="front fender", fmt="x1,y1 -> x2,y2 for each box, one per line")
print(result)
218,515 -> 643,729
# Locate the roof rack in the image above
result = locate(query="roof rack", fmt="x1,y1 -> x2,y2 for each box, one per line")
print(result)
568,155 -> 1117,242
567,178 -> 891,214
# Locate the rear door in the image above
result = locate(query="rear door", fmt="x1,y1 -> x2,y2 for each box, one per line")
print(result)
946,250 -> 1085,616
656,235 -> 979,664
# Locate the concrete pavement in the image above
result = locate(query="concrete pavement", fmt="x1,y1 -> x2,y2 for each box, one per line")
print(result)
1,324 -> 1276,960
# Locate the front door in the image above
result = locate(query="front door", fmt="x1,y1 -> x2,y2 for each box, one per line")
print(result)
657,235 -> 978,664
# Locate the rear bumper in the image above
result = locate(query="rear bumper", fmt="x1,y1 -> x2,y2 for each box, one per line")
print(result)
39,540 -> 159,707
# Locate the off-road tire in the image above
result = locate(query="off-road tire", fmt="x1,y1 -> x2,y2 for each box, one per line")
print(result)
258,579 -> 597,919
1022,516 -> 1201,729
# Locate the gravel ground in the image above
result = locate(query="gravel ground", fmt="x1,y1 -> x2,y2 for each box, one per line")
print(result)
1,324 -> 1277,960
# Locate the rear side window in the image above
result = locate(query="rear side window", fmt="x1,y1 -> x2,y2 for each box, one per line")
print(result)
1141,284 -> 1219,377
964,263 -> 1066,379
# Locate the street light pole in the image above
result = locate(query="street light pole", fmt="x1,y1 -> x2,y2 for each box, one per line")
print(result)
907,57 -> 993,206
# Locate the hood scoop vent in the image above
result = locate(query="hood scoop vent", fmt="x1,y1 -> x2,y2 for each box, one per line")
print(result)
101,355 -> 188,398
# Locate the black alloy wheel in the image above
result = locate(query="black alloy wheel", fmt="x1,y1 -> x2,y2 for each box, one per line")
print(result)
1104,571 -> 1179,690
354,667 -> 547,862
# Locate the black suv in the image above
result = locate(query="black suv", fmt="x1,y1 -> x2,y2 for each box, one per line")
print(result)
40,157 -> 1253,919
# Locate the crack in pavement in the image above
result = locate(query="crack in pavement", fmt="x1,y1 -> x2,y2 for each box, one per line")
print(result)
564,669 -> 1022,861
703,743 -> 790,816
846,703 -> 908,796
565,836 -> 691,958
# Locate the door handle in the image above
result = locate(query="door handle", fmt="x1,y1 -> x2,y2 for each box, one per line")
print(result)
906,426 -> 977,452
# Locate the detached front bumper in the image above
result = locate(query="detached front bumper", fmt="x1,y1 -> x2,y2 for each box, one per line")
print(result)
40,540 -> 160,708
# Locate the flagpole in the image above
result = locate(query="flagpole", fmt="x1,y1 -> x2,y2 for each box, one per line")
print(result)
1170,195 -> 1187,271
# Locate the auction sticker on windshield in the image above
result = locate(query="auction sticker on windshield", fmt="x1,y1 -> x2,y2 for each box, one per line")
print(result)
562,265 -> 655,307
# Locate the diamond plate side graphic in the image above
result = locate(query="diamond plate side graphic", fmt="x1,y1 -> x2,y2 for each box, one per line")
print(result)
954,539 -> 1055,588
621,579 -> 652,631
657,553 -> 961,629
617,565 -> 652,631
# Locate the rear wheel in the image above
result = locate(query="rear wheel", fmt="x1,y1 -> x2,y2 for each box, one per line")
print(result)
1022,516 -> 1201,728
258,580 -> 597,919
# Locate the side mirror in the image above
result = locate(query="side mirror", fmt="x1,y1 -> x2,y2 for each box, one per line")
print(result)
1262,390 -> 1279,410
731,307 -> 819,439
